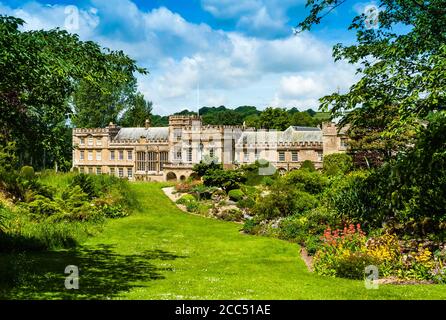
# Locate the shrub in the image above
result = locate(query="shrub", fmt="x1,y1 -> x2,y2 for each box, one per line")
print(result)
300,160 -> 316,171
282,169 -> 329,195
192,160 -> 222,177
70,174 -> 98,199
26,195 -> 62,217
242,218 -> 260,234
313,224 -> 370,279
203,169 -> 246,193
253,181 -> 319,219
322,153 -> 353,176
191,184 -> 217,200
294,191 -> 319,213
228,189 -> 244,202
237,197 -> 256,210
19,166 -> 35,180
220,208 -> 244,222
176,194 -> 197,205
99,204 -> 128,219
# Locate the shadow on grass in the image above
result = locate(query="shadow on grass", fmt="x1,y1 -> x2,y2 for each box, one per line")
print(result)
0,244 -> 185,300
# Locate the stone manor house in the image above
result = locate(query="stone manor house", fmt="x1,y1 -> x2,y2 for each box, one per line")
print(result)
72,115 -> 348,181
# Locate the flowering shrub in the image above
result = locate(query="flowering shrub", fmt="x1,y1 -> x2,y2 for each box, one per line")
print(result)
313,226 -> 446,282
313,224 -> 378,279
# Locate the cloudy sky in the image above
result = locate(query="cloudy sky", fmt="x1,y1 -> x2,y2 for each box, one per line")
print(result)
0,0 -> 371,115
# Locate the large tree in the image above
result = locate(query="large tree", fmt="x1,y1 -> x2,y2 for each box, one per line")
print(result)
119,93 -> 153,127
298,0 -> 446,136
0,16 -> 147,170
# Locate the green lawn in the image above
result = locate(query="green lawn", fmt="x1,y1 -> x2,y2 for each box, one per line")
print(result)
1,183 -> 445,300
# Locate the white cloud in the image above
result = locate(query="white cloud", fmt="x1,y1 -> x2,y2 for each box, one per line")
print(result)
0,0 -> 358,113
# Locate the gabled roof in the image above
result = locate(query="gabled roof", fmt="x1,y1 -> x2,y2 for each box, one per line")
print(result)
114,127 -> 168,141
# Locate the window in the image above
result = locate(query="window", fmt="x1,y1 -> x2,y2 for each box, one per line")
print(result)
96,138 -> 102,146
127,168 -> 133,178
174,129 -> 182,141
255,150 -> 259,160
318,151 -> 323,162
96,167 -> 102,175
148,152 -> 157,171
80,150 -> 84,160
174,148 -> 182,160
88,137 -> 94,146
127,150 -> 133,160
88,167 -> 93,174
118,168 -> 124,178
79,138 -> 85,145
292,151 -> 298,162
244,152 -> 249,162
279,151 -> 285,162
79,167 -> 84,173
160,151 -> 168,170
119,150 -> 124,160
209,148 -> 215,158
341,138 -> 348,148
110,150 -> 115,160
88,151 -> 93,161
110,167 -> 115,176
187,148 -> 192,162
96,151 -> 102,161
137,152 -> 146,171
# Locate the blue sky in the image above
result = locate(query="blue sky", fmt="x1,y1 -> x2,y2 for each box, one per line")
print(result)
0,0 -> 372,115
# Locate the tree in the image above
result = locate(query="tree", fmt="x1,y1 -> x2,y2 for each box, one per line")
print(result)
322,153 -> 353,176
192,160 -> 223,177
298,0 -> 446,138
202,169 -> 246,193
0,15 -> 147,170
257,107 -> 291,130
300,160 -> 316,172
71,78 -> 137,128
119,93 -> 153,127
291,111 -> 316,127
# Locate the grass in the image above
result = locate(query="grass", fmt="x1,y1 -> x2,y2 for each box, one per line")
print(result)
1,182 -> 445,299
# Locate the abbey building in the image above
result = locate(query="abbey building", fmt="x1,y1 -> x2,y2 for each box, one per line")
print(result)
72,115 -> 348,181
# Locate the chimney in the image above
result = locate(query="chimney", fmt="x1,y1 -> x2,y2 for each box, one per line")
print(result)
145,118 -> 151,129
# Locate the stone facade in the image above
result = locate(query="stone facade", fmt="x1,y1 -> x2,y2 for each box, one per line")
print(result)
72,115 -> 348,181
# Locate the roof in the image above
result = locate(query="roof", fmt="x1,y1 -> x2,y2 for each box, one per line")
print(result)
291,126 -> 321,132
237,126 -> 322,145
114,127 -> 168,141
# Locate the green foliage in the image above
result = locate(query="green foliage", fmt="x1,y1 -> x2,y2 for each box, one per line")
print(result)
228,189 -> 244,202
191,184 -> 217,200
299,0 -> 446,151
300,160 -> 316,172
119,93 -> 153,127
0,140 -> 17,171
192,160 -> 222,177
322,153 -> 353,177
282,168 -> 328,194
70,174 -> 98,199
242,219 -> 260,235
19,166 -> 35,180
203,169 -> 246,193
0,15 -> 146,171
0,171 -> 137,252
176,194 -> 197,205
237,197 -> 256,210
220,208 -> 244,222
239,161 -> 278,186
253,181 -> 318,219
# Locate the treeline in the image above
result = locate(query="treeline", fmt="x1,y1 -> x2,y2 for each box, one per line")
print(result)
168,106 -> 330,129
